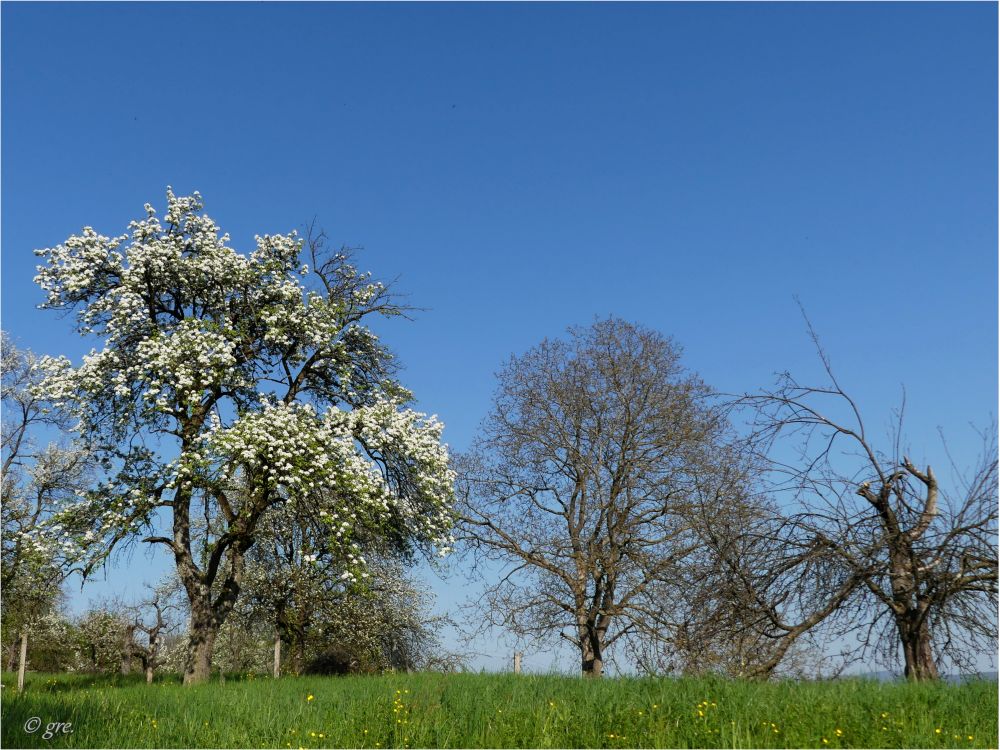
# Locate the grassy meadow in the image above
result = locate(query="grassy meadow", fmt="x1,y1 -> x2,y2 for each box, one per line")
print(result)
1,671 -> 996,749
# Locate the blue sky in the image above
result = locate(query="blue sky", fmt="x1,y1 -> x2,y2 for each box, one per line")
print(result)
3,2 -> 996,673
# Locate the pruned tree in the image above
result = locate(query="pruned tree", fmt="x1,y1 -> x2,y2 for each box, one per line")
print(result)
737,323 -> 998,680
30,190 -> 455,683
126,577 -> 184,683
456,318 -> 746,676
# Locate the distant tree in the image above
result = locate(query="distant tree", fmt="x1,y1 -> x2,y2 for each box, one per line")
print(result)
126,577 -> 184,683
738,325 -> 998,680
239,498 -> 358,675
456,319 -> 748,676
310,559 -> 455,674
239,499 -> 456,675
30,190 -> 455,684
74,607 -> 129,673
1,333 -> 92,680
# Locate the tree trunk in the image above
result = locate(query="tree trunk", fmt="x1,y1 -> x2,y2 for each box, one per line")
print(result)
577,616 -> 606,677
121,624 -> 138,675
579,631 -> 604,677
898,613 -> 938,681
183,604 -> 219,685
273,632 -> 281,678
293,636 -> 306,676
582,652 -> 604,676
17,632 -> 28,693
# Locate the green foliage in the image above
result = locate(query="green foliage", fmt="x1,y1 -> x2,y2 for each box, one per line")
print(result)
1,672 -> 996,749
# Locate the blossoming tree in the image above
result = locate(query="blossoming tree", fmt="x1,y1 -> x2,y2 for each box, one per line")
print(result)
32,190 -> 455,684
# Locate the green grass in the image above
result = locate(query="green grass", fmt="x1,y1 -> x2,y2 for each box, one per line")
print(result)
1,671 -> 996,748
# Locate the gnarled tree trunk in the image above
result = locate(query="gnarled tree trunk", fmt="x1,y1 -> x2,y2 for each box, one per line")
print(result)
184,615 -> 218,685
897,611 -> 938,681
579,620 -> 606,677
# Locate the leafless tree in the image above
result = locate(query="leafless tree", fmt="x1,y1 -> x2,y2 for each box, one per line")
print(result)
125,579 -> 184,683
736,321 -> 998,680
456,318 -> 749,676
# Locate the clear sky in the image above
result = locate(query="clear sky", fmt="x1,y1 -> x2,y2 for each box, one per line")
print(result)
2,2 -> 996,673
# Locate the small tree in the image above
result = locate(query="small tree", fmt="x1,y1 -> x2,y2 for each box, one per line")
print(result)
31,190 -> 455,683
739,326 -> 998,680
127,578 -> 184,683
457,319 -> 746,676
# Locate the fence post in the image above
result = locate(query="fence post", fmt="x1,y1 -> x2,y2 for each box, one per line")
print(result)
513,651 -> 523,674
273,632 -> 281,678
17,632 -> 28,693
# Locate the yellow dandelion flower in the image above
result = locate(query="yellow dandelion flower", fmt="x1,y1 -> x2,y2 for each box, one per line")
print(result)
835,728 -> 843,737
307,694 -> 314,702
935,728 -> 942,734
881,712 -> 888,718
822,739 -> 829,745
967,737 -> 974,742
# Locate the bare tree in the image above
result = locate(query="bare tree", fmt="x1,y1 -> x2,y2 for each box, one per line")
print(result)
738,323 -> 998,680
679,493 -> 866,678
125,579 -> 184,683
456,318 -> 746,676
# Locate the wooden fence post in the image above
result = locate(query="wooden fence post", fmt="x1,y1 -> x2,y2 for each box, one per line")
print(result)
513,651 -> 523,674
17,632 -> 28,693
273,633 -> 281,678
